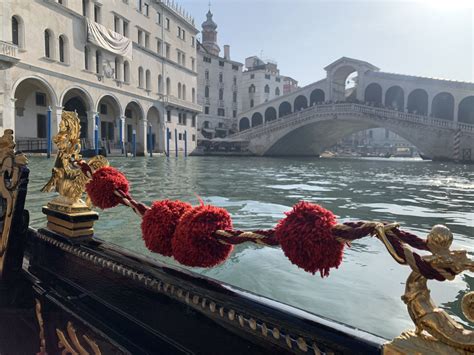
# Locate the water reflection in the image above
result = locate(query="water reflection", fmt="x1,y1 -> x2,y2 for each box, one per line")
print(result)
25,156 -> 474,339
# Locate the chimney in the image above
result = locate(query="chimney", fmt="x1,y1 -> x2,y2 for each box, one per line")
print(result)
224,45 -> 230,60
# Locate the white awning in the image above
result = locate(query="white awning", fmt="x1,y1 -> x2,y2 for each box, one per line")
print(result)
87,19 -> 132,60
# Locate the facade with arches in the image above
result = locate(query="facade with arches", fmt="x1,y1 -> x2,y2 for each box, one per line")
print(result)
234,57 -> 474,160
1,0 -> 201,154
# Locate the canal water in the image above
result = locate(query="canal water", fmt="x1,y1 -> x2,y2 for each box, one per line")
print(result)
25,156 -> 473,339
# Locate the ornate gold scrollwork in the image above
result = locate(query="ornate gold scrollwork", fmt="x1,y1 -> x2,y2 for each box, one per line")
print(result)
41,111 -> 108,213
383,225 -> 474,354
0,129 -> 27,278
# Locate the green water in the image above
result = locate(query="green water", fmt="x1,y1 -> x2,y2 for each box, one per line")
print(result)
25,156 -> 473,339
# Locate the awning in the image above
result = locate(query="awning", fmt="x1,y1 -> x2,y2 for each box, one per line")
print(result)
87,19 -> 132,60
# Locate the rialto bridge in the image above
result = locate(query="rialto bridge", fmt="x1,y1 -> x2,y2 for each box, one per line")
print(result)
232,58 -> 474,161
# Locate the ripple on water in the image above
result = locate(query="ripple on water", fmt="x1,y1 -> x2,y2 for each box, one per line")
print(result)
24,156 -> 474,339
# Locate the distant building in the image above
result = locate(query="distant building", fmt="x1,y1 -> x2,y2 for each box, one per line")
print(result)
282,76 -> 299,94
196,10 -> 243,140
241,56 -> 285,111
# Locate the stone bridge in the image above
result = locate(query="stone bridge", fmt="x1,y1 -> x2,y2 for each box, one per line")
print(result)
229,57 -> 474,161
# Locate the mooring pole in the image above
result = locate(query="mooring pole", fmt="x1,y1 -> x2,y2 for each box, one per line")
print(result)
46,106 -> 52,158
148,124 -> 153,157
184,130 -> 187,157
94,114 -> 100,156
132,129 -> 136,157
166,127 -> 170,157
174,128 -> 178,157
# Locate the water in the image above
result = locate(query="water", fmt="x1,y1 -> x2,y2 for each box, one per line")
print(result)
25,156 -> 474,339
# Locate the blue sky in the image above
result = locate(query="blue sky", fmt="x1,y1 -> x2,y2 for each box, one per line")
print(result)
180,0 -> 473,86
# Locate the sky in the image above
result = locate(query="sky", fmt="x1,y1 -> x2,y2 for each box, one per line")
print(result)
180,0 -> 474,86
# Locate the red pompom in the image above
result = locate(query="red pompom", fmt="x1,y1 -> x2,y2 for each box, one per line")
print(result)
85,166 -> 129,209
172,204 -> 233,267
275,201 -> 342,277
141,200 -> 192,256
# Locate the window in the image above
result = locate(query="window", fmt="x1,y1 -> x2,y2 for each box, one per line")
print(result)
177,26 -> 181,38
191,36 -> 195,47
145,69 -> 151,90
125,109 -> 132,118
219,61 -> 224,67
37,114 -> 47,138
137,30 -> 143,45
275,87 -> 280,96
182,30 -> 185,41
11,16 -> 20,47
191,57 -> 195,71
205,70 -> 209,80
182,85 -> 186,100
166,77 -> 171,94
203,121 -> 210,128
165,18 -> 170,30
165,43 -> 170,58
136,0 -> 142,12
100,104 -> 107,115
218,123 -> 224,128
94,5 -> 101,23
192,134 -> 196,142
84,46 -> 89,70
203,56 -> 211,63
179,133 -> 182,140
191,116 -> 196,127
233,92 -> 237,102
44,30 -> 51,58
36,92 -> 46,106
249,84 -> 255,93
167,110 -> 171,122
233,76 -> 237,85
264,84 -> 270,94
385,129 -> 390,138
182,114 -> 187,125
123,61 -> 130,82
276,77 -> 281,82
232,64 -> 239,71
95,50 -> 102,74
205,106 -> 209,114
192,88 -> 195,103
219,88 -> 223,100
233,110 -> 237,118
182,54 -> 185,67
82,0 -> 86,16
219,72 -> 223,83
114,16 -> 120,33
265,74 -> 271,80
250,99 -> 254,108
218,108 -> 225,117
157,39 -> 162,54
156,11 -> 161,24
177,51 -> 181,64
143,2 -> 149,16
138,67 -> 144,88
145,33 -> 150,48
178,83 -> 182,99
59,35 -> 67,63
205,86 -> 209,98
158,75 -> 163,93
114,57 -> 120,80
123,20 -> 129,37
250,74 -> 254,79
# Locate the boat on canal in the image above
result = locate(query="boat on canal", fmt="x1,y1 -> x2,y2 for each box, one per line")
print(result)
0,112 -> 473,354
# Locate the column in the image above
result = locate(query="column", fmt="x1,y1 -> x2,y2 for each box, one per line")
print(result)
119,115 -> 126,145
141,119 -> 148,154
53,106 -> 63,136
453,98 -> 460,123
87,111 -> 97,147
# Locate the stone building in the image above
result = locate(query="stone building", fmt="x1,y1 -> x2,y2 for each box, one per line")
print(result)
241,56 -> 285,111
196,10 -> 243,139
0,0 -> 201,155
282,76 -> 298,94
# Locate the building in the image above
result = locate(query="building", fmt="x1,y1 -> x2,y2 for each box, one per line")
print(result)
196,10 -> 243,139
282,76 -> 298,94
241,56 -> 285,111
0,0 -> 201,155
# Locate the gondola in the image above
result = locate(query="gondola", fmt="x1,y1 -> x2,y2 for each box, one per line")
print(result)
0,112 -> 472,355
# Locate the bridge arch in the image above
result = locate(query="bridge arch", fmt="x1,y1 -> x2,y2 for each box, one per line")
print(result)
364,83 -> 382,104
279,101 -> 292,118
385,86 -> 404,111
310,89 -> 325,106
407,89 -> 428,115
431,92 -> 454,120
458,96 -> 474,124
239,117 -> 250,131
265,107 -> 277,122
251,112 -> 263,127
294,95 -> 308,111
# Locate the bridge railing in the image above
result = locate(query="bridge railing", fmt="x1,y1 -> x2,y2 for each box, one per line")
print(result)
230,103 -> 474,140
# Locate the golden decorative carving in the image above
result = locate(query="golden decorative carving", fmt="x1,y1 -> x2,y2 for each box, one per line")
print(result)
0,129 -> 27,277
383,225 -> 474,354
57,321 -> 102,355
41,111 -> 108,213
35,299 -> 47,355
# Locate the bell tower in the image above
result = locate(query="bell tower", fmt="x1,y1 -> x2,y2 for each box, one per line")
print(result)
201,9 -> 220,56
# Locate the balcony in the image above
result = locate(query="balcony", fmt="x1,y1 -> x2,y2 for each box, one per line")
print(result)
159,94 -> 202,113
0,41 -> 20,69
